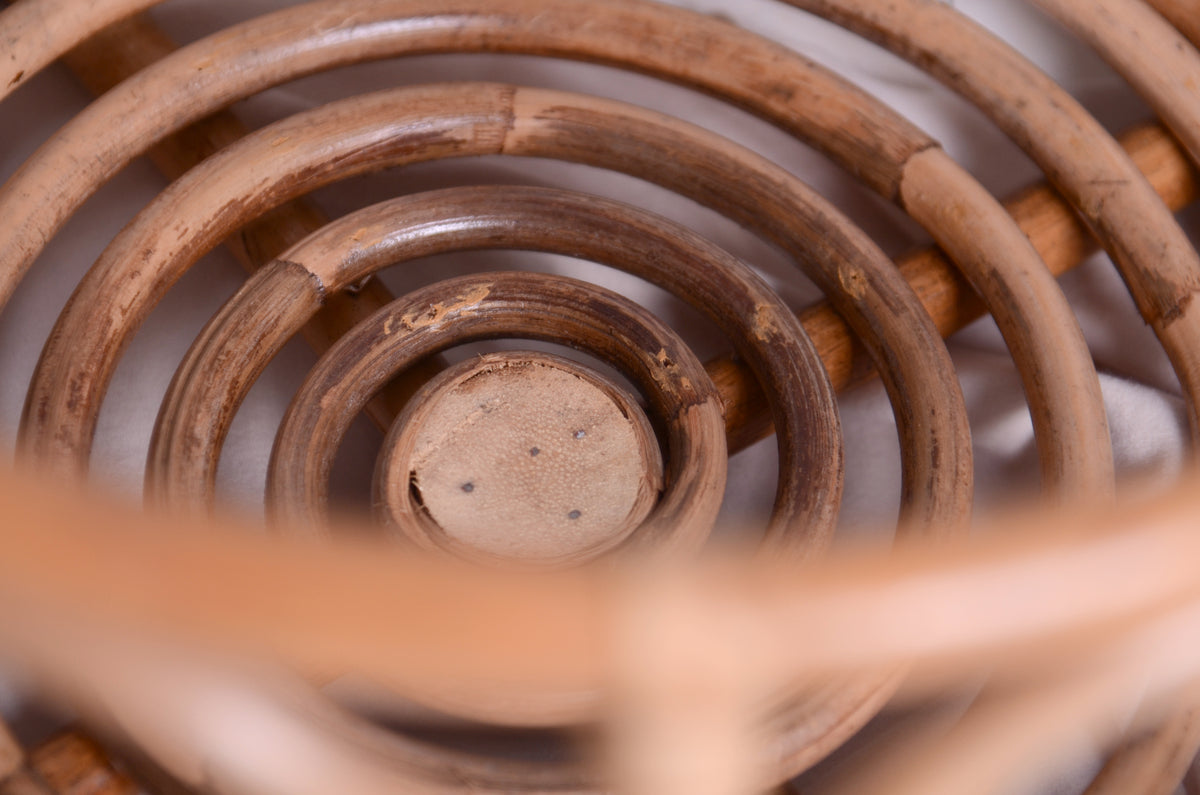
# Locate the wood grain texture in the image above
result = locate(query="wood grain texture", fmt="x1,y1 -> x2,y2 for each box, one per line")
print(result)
1031,0 -> 1200,171
782,0 -> 1200,446
899,147 -> 1112,501
57,12 -> 435,435
9,0 -> 1200,516
0,721 -> 22,785
376,351 -> 664,567
8,466 -> 1200,793
47,81 -> 971,550
1022,1 -> 1200,788
1144,0 -> 1200,47
28,732 -> 137,795
269,272 -> 728,729
146,181 -> 924,770
0,0 -> 157,102
145,180 -> 828,550
0,0 -> 924,317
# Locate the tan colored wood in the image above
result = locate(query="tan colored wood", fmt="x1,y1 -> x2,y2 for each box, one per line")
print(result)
8,467 -> 1200,792
783,0 -> 1200,446
58,12 -> 431,435
61,82 -> 954,555
0,0 -> 157,103
2,0 -> 1200,782
28,732 -> 137,795
700,121 -> 1197,451
1031,0 -> 1200,171
1144,0 -> 1200,47
10,0 -> 1200,512
0,772 -> 53,795
4,0 -> 1176,504
376,352 -> 663,566
268,270 -> 728,552
286,274 -> 725,729
0,721 -> 22,784
145,181 -> 912,750
899,147 -> 1112,501
1083,708 -> 1200,795
1025,7 -> 1200,781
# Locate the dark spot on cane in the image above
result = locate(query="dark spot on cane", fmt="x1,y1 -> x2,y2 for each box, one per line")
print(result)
573,429 -> 586,439
530,447 -> 540,457
461,482 -> 474,493
568,510 -> 582,520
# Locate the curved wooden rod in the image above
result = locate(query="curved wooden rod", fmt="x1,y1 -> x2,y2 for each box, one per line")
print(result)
0,719 -> 136,795
0,0 -> 158,103
1031,0 -> 1200,171
896,149 -> 1110,499
40,76 -> 974,779
268,271 -> 728,733
55,11 -> 1195,479
773,7 -> 1200,792
145,189 -> 900,773
148,183 -> 839,554
1143,0 -> 1200,46
6,467 -> 1200,793
652,124 -> 1195,453
22,83 -> 985,556
12,467 -> 1200,730
0,0 -> 1109,499
129,83 -> 974,543
28,85 -> 855,554
49,74 -> 975,771
58,11 -> 448,435
781,0 -> 1200,445
1015,3 -> 1200,792
268,271 -> 727,551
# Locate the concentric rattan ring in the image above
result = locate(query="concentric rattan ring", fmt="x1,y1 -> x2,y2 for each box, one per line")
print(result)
268,270 -> 728,557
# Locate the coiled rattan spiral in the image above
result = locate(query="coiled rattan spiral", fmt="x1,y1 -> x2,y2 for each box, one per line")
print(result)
2,0 -> 1200,793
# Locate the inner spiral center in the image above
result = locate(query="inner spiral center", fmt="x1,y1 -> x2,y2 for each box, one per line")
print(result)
379,352 -> 663,564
